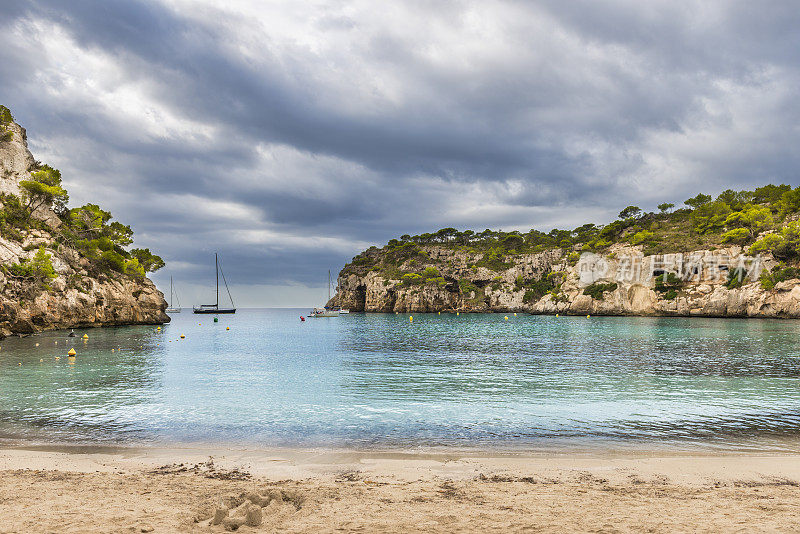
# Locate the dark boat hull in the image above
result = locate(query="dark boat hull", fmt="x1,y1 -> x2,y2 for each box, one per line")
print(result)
193,308 -> 236,314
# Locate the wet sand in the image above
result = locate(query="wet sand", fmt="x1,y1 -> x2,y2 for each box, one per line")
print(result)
2,445 -> 800,532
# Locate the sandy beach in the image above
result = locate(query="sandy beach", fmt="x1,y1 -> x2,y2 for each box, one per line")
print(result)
1,445 -> 800,533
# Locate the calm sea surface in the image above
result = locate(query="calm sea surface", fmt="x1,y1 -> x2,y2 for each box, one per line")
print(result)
2,309 -> 800,451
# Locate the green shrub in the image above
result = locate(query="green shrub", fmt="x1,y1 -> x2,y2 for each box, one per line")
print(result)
401,273 -> 423,285
725,267 -> 748,289
124,258 -> 146,278
721,227 -> 749,244
567,251 -> 580,266
459,279 -> 478,293
5,246 -> 57,287
583,282 -> 618,300
663,289 -> 678,300
749,223 -> 800,260
760,266 -> 800,289
654,272 -> 683,293
630,230 -> 654,245
760,271 -> 775,290
477,249 -> 514,271
99,250 -> 126,272
0,193 -> 30,231
422,266 -> 440,278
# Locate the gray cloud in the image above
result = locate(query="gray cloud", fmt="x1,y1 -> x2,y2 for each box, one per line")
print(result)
1,0 -> 799,305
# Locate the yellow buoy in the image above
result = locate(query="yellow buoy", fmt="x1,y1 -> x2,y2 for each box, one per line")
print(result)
587,314 -> 590,318
18,362 -> 21,366
556,313 -> 559,317
157,326 -> 161,331
438,312 -> 440,315
180,334 -> 185,339
226,327 -> 230,331
55,356 -> 60,360
456,312 -> 460,316
82,334 -> 88,339
409,316 -> 413,322
39,358 -> 43,362
55,341 -> 58,345
504,316 -> 508,320
112,348 -> 115,352
514,313 -> 517,317
35,342 -> 39,347
67,348 -> 76,356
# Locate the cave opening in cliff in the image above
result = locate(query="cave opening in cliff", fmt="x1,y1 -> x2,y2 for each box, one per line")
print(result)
354,285 -> 367,311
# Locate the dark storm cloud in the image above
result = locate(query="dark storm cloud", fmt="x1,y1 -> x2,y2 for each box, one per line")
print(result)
1,0 -> 799,305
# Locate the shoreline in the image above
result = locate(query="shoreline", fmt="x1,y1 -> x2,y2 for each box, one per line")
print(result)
3,444 -> 800,532
6,442 -> 800,482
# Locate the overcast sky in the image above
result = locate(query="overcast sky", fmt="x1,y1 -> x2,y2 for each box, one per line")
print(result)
2,1 -> 799,306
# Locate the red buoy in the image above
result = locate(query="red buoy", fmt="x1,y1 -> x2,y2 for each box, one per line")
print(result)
300,316 -> 305,321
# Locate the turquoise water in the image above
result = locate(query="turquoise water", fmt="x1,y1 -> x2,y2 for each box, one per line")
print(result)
1,309 -> 800,451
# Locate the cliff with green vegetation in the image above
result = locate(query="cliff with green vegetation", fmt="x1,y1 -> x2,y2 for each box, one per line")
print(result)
0,106 -> 168,338
330,184 -> 800,316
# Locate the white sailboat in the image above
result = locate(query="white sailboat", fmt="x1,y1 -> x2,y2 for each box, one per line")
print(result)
166,276 -> 181,313
309,270 -> 349,317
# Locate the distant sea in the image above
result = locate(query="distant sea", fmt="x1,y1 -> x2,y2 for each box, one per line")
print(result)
2,309 -> 800,452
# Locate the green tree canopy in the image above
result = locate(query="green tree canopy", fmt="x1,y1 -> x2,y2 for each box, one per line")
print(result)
692,200 -> 731,234
684,193 -> 712,209
67,204 -> 112,238
130,248 -> 165,272
749,222 -> 800,260
717,189 -> 753,211
618,206 -> 642,219
724,205 -> 773,238
657,202 -> 675,213
18,165 -> 69,215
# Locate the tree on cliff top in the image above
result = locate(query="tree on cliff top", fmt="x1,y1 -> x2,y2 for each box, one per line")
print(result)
19,165 -> 69,216
618,206 -> 642,220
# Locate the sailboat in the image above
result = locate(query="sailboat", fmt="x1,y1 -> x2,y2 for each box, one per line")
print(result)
193,253 -> 236,314
166,276 -> 181,313
309,270 -> 348,317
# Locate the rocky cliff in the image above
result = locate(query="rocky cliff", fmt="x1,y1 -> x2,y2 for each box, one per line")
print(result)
0,110 -> 168,338
330,243 -> 800,317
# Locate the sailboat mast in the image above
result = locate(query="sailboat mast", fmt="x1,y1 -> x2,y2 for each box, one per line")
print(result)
215,253 -> 219,308
170,276 -> 174,308
328,270 -> 331,302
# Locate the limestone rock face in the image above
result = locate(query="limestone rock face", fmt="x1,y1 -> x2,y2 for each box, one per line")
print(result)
0,119 -> 33,197
0,116 -> 168,338
330,244 -> 800,318
0,231 -> 169,339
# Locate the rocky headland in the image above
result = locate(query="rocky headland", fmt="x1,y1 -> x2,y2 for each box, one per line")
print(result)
332,244 -> 800,316
0,106 -> 168,338
330,188 -> 800,317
